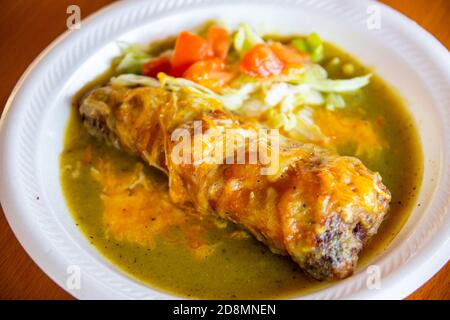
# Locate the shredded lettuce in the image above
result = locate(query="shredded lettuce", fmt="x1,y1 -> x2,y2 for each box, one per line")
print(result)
110,74 -> 160,87
325,93 -> 346,110
265,106 -> 326,142
116,43 -> 151,73
262,82 -> 324,115
159,73 -> 218,96
303,65 -> 371,92
220,83 -> 258,110
308,74 -> 371,92
291,107 -> 326,142
233,24 -> 264,56
158,73 -> 256,111
228,77 -> 326,113
301,88 -> 325,105
263,86 -> 324,138
263,83 -> 290,107
287,85 -> 323,106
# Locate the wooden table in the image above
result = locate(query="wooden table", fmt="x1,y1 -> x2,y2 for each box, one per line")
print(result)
0,0 -> 449,300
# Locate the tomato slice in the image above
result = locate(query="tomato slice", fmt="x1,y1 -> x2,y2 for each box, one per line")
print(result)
141,56 -> 172,77
207,26 -> 230,60
183,58 -> 234,90
171,31 -> 210,74
240,44 -> 284,77
269,42 -> 309,68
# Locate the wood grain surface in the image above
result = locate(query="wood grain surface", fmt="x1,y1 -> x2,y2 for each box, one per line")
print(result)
0,0 -> 449,300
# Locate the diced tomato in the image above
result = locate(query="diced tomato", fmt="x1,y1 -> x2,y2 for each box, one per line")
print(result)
240,44 -> 284,77
269,42 -> 309,68
207,26 -> 230,60
141,56 -> 172,77
183,58 -> 234,90
171,31 -> 210,74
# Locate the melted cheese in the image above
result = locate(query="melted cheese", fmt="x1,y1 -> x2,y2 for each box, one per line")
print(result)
313,109 -> 386,157
90,158 -> 219,259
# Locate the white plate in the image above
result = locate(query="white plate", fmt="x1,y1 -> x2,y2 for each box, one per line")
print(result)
0,0 -> 449,300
